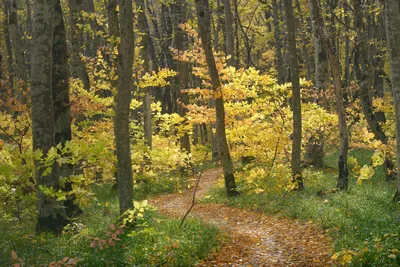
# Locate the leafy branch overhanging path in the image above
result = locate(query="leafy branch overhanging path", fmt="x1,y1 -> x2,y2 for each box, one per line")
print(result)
151,168 -> 333,266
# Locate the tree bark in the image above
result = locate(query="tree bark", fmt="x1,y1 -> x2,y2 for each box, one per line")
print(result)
159,4 -> 175,113
195,0 -> 239,197
304,0 -> 328,168
32,0 -> 69,234
9,0 -> 28,95
25,0 -> 33,78
106,0 -> 120,39
272,0 -> 285,84
214,0 -> 221,51
3,1 -> 14,87
115,0 -> 134,213
233,0 -> 240,68
67,0 -> 90,91
136,0 -> 156,149
83,0 -> 102,57
353,0 -> 395,181
223,0 -> 235,66
283,0 -> 303,190
173,0 -> 191,153
384,0 -> 400,201
52,0 -> 81,218
309,0 -> 349,190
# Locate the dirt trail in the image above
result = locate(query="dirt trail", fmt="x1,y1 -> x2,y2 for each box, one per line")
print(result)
151,168 -> 333,266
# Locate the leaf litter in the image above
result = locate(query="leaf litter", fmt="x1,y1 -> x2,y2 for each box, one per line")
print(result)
151,168 -> 333,266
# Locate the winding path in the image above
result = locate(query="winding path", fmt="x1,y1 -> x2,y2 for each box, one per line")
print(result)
151,168 -> 333,266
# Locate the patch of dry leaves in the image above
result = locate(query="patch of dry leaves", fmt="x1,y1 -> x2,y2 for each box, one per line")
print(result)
151,168 -> 333,266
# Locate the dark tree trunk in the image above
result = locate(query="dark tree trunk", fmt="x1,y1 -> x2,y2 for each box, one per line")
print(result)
195,0 -> 239,197
283,0 -> 303,190
272,0 -> 285,84
67,0 -> 90,91
52,0 -> 81,218
353,0 -> 395,181
173,0 -> 191,153
3,1 -> 14,88
9,0 -> 28,96
115,0 -> 134,214
224,0 -> 235,66
83,0 -> 102,57
384,0 -> 400,201
309,0 -> 349,190
32,0 -> 69,234
136,0 -> 158,149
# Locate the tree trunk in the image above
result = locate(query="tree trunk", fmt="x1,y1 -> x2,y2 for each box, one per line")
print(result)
52,0 -> 81,218
105,0 -> 119,97
353,0 -> 394,181
83,0 -> 102,57
309,0 -> 349,190
223,0 -> 235,66
159,4 -> 175,113
214,0 -> 221,51
384,0 -> 400,201
115,0 -> 134,213
272,0 -> 285,84
195,0 -> 239,197
305,0 -> 328,168
3,1 -> 14,87
106,0 -> 120,39
67,0 -> 90,91
32,0 -> 69,234
295,0 -> 312,81
173,0 -> 191,153
9,0 -> 28,95
25,0 -> 33,78
233,0 -> 240,68
283,0 -> 303,190
136,0 -> 156,149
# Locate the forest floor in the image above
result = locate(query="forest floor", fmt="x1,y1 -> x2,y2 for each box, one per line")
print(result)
151,168 -> 334,266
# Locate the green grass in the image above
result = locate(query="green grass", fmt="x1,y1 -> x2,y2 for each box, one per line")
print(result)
204,149 -> 400,266
0,183 -> 221,266
133,161 -> 218,200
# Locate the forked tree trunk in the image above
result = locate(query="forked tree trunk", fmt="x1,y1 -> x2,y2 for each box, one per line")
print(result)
32,0 -> 69,234
195,0 -> 239,197
384,0 -> 400,201
115,0 -> 134,213
309,0 -> 349,190
283,0 -> 303,190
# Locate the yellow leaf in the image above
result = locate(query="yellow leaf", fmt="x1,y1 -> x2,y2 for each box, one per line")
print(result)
331,252 -> 340,261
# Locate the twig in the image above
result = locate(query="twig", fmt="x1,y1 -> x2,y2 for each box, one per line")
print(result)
179,152 -> 209,229
266,138 -> 280,179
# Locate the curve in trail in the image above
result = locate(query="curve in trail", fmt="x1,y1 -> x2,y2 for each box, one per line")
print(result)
151,168 -> 333,267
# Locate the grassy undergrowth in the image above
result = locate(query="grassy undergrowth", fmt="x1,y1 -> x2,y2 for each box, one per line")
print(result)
134,161 -> 217,200
0,183 -> 221,266
205,149 -> 400,266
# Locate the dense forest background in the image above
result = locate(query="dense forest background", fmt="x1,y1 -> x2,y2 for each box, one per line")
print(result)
0,0 -> 400,266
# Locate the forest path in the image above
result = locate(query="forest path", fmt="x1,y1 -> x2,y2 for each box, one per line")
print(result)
150,168 -> 333,266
